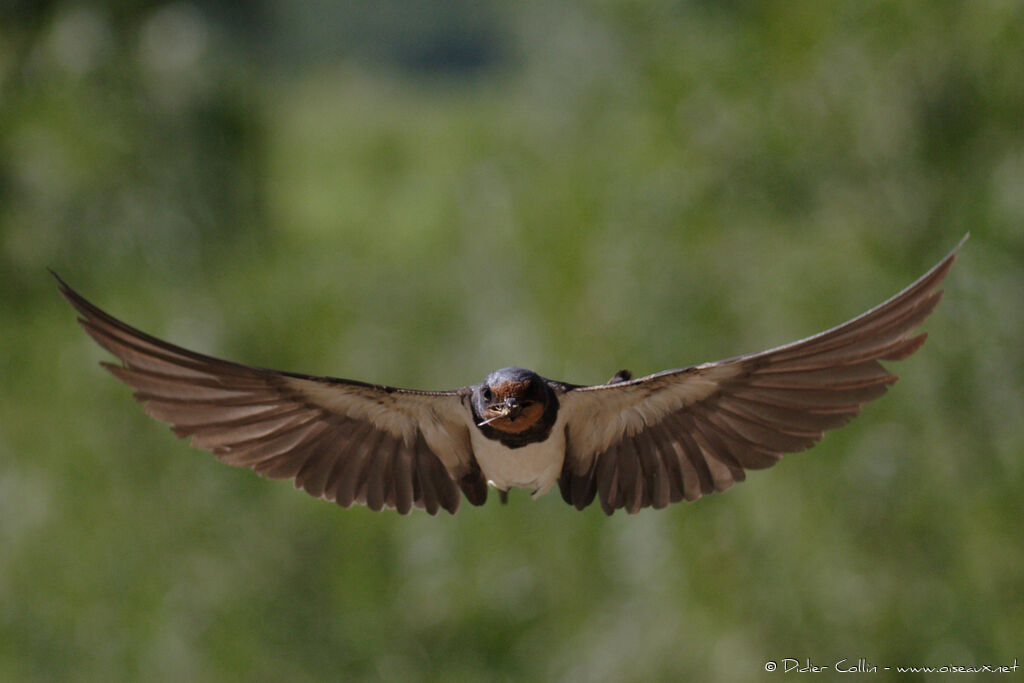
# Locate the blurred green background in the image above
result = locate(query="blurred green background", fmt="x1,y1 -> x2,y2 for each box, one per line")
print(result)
2,1 -> 1022,680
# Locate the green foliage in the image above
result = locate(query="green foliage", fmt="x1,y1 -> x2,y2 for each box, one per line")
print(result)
2,2 -> 1022,680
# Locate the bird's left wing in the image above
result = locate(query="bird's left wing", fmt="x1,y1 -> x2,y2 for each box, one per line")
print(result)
557,235 -> 965,514
57,276 -> 485,514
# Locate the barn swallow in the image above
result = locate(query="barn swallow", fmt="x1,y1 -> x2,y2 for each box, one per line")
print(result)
56,235 -> 966,515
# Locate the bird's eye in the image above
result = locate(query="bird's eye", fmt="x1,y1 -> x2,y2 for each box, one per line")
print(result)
483,388 -> 492,401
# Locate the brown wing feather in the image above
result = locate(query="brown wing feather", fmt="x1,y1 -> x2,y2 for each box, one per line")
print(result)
56,275 -> 480,514
559,235 -> 966,514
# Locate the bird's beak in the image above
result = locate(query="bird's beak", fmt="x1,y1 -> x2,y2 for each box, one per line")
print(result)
477,397 -> 522,427
503,396 -> 522,420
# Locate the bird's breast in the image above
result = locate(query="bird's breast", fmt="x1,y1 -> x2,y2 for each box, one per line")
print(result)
469,414 -> 566,496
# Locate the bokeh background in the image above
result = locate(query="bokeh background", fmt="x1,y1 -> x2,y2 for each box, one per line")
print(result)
2,1 -> 1022,680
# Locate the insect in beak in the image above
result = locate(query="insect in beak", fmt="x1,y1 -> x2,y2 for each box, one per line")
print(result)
477,396 -> 524,427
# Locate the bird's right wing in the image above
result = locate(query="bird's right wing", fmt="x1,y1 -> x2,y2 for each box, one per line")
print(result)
57,275 -> 485,514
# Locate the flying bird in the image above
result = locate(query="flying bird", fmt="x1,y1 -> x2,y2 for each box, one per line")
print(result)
56,235 -> 966,515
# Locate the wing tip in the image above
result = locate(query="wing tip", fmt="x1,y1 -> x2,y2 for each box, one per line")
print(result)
51,269 -> 83,307
49,268 -> 71,292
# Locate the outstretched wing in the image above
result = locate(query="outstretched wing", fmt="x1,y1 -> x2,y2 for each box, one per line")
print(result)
557,235 -> 966,515
57,276 -> 486,515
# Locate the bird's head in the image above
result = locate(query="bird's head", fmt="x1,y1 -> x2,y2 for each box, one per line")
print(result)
473,367 -> 549,434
